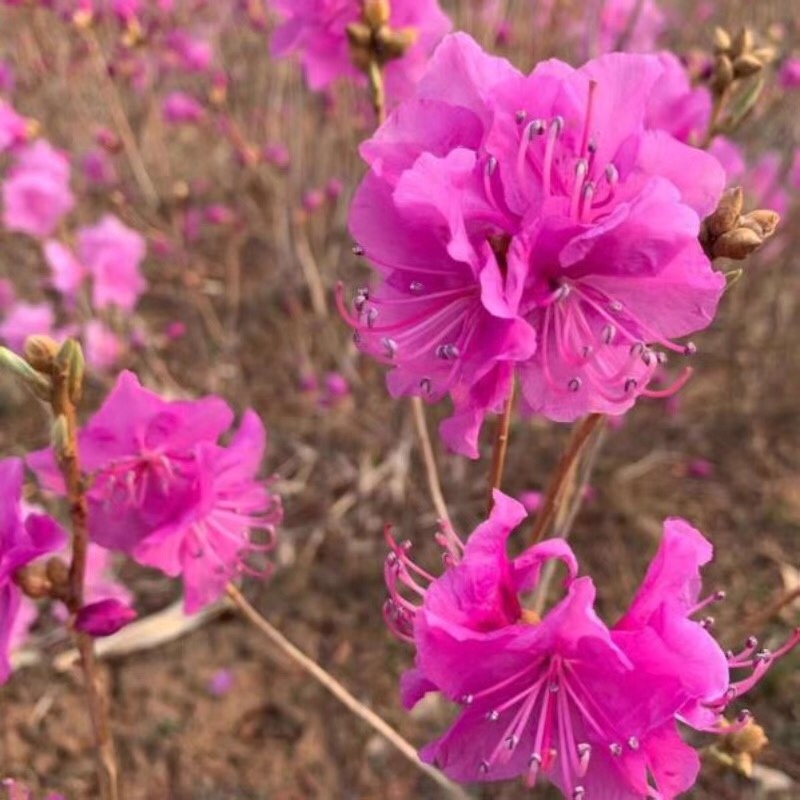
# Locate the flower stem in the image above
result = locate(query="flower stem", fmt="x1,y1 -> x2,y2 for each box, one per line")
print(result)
367,58 -> 386,125
411,397 -> 450,524
50,347 -> 119,800
80,26 -> 159,210
529,413 -> 605,545
226,584 -> 469,800
486,381 -> 516,513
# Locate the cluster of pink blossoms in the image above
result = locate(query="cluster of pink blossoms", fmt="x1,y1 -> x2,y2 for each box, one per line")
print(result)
384,491 -> 799,798
268,0 -> 452,106
29,372 -> 282,613
0,459 -> 65,682
343,34 -> 725,456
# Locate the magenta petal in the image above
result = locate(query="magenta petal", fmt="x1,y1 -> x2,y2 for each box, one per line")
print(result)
75,598 -> 137,637
617,517 -> 713,628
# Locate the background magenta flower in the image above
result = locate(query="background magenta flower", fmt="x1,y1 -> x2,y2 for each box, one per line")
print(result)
0,102 -> 26,154
0,302 -> 55,351
268,0 -> 452,107
162,91 -> 206,125
76,215 -> 146,311
386,494 -> 798,798
0,458 -> 66,683
29,372 -> 282,613
595,0 -> 666,54
2,140 -> 74,238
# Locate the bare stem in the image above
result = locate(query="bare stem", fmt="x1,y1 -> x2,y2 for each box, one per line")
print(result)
532,419 -> 607,615
51,350 -> 119,800
411,397 -> 450,524
367,58 -> 386,125
227,584 -> 469,800
486,382 -> 516,513
81,27 -> 159,209
529,413 -> 605,546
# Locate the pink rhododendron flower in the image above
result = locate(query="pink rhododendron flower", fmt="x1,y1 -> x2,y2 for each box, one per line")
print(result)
29,372 -> 282,613
0,302 -> 54,351
164,30 -> 214,73
2,140 -> 74,238
0,458 -> 66,683
0,102 -> 27,154
595,0 -> 665,54
0,60 -> 15,95
83,320 -> 124,371
343,34 -> 724,456
162,91 -> 206,124
76,214 -> 146,311
385,491 -> 799,797
269,0 -> 451,106
778,56 -> 800,89
44,240 -> 86,299
81,148 -> 118,187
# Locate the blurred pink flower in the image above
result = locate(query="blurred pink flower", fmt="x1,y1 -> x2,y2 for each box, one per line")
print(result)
263,142 -> 290,170
207,667 -> 234,696
269,0 -> 451,107
44,240 -> 86,299
0,60 -> 15,95
0,279 -> 15,313
687,458 -> 714,479
0,458 -> 66,683
77,214 -> 146,311
2,140 -> 74,238
0,302 -> 54,351
84,320 -> 124,371
29,372 -> 282,613
301,188 -> 325,213
162,91 -> 206,125
0,102 -> 27,154
385,493 -> 799,796
164,30 -> 214,73
596,0 -> 665,54
345,35 -> 724,456
778,57 -> 800,89
81,148 -> 118,187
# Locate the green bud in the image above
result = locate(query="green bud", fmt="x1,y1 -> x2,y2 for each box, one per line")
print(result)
56,338 -> 85,404
0,347 -> 53,401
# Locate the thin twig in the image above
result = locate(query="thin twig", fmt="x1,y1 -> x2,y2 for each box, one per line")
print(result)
529,413 -> 604,545
51,346 -> 119,800
367,59 -> 386,125
735,587 -> 800,640
532,420 -> 607,615
227,584 -> 469,800
486,382 -> 516,513
80,27 -> 159,209
411,397 -> 450,524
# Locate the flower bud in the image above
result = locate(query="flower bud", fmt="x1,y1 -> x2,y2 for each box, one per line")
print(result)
75,598 -> 137,638
713,27 -> 732,54
741,209 -> 780,239
13,563 -> 52,599
363,0 -> 391,29
346,21 -> 372,49
56,338 -> 85,404
733,55 -> 763,79
730,27 -> 754,60
23,335 -> 59,373
706,187 -> 743,237
711,55 -> 734,92
375,27 -> 418,60
0,346 -> 53,401
712,227 -> 763,260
